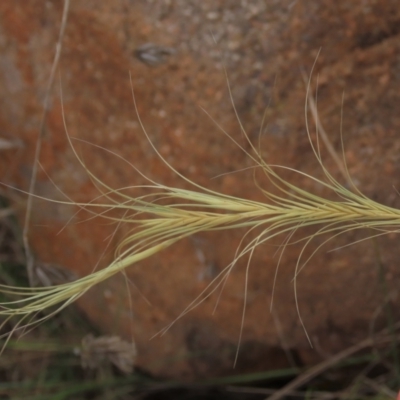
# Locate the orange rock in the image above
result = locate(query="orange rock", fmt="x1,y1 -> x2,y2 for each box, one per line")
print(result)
1,0 -> 400,380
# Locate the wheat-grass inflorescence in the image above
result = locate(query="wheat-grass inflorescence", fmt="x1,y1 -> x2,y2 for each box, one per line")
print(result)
1,70 -> 400,351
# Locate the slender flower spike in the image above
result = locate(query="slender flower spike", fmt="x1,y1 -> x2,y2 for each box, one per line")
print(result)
2,69 -> 400,356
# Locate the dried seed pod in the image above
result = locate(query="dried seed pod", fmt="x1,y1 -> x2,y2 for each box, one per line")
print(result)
80,334 -> 137,374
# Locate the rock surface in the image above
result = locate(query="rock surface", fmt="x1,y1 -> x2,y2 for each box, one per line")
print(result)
1,0 -> 400,379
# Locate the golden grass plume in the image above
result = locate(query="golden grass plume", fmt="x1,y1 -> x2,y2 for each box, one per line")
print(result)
1,70 -> 400,348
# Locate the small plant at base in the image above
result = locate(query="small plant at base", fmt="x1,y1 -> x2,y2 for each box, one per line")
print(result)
1,68 -> 400,365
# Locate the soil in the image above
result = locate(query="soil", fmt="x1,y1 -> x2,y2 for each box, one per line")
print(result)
1,0 -> 400,380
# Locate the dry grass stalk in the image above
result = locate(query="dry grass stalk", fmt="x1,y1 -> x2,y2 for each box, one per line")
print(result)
23,0 -> 70,287
266,328 -> 400,400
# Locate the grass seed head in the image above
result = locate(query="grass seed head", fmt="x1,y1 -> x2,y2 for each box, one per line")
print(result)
1,69 -> 400,353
